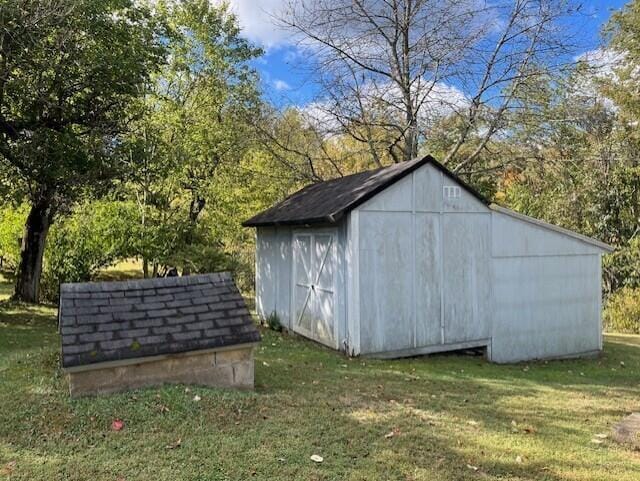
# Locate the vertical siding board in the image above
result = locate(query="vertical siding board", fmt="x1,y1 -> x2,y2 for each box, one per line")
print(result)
346,211 -> 360,355
255,227 -> 276,321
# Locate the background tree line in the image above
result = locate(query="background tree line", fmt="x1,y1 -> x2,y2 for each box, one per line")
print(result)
1,0 -> 639,331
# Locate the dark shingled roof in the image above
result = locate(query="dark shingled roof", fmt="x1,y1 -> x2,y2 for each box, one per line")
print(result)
59,272 -> 260,369
242,155 -> 488,227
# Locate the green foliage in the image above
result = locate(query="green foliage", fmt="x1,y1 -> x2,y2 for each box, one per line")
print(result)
604,287 -> 640,334
0,0 -> 166,200
0,0 -> 167,301
118,0 -> 262,283
40,201 -> 139,300
208,149 -> 302,291
265,311 -> 283,332
605,0 -> 640,144
0,205 -> 28,268
604,238 -> 640,293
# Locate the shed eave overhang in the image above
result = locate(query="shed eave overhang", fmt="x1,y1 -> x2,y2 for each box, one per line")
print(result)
63,341 -> 261,373
242,214 -> 343,228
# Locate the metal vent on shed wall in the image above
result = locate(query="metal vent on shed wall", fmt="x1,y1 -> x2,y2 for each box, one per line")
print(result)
443,185 -> 461,199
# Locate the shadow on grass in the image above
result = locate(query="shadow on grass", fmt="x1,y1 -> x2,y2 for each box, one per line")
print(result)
0,300 -> 57,326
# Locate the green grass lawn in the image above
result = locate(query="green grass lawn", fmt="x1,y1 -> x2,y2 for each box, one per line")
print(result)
1,287 -> 640,479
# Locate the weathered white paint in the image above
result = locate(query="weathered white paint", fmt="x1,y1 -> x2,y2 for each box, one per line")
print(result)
255,226 -> 292,328
491,209 -> 605,257
254,162 -> 611,363
291,229 -> 339,348
490,254 -> 602,362
345,210 -> 360,355
442,213 -> 492,345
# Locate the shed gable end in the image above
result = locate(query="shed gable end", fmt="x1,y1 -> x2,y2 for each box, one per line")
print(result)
358,163 -> 489,214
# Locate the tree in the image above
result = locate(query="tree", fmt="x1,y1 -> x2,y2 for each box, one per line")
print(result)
122,0 -> 262,276
0,0 -> 165,302
278,0 -> 581,172
605,0 -> 640,137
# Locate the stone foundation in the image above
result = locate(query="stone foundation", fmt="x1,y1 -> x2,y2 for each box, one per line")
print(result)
66,343 -> 257,397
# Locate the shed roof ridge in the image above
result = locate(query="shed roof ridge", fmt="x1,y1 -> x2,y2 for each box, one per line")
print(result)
244,155 -> 483,227
60,271 -> 232,293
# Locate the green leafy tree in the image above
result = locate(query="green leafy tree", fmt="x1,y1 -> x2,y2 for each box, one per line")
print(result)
41,200 -> 139,300
0,204 -> 28,269
0,0 -> 165,302
605,0 -> 640,146
122,0 -> 262,277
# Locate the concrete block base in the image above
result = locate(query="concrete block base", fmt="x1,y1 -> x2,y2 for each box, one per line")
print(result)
66,344 -> 257,397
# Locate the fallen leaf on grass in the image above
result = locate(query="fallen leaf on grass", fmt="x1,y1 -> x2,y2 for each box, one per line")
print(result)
467,464 -> 479,471
594,433 -> 608,439
310,454 -> 324,463
165,438 -> 182,450
591,438 -> 605,445
467,420 -> 479,426
384,428 -> 401,439
515,455 -> 523,464
1,461 -> 16,475
193,395 -> 201,402
111,419 -> 124,431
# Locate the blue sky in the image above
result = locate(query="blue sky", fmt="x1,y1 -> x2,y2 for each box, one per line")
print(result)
228,0 -> 630,108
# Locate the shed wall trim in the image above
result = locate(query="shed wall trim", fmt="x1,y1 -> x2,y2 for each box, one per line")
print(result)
63,342 -> 260,373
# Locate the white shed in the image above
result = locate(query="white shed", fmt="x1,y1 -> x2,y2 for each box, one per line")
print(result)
243,155 -> 613,363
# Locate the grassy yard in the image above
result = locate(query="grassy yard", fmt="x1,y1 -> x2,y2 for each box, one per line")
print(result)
1,278 -> 640,479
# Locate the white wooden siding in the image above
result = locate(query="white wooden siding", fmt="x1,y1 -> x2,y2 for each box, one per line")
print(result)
355,163 -> 494,355
256,161 -> 607,363
256,226 -> 292,328
490,254 -> 601,362
351,162 -> 604,361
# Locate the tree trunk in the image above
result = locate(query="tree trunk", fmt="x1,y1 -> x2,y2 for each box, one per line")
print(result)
14,195 -> 55,303
142,257 -> 149,278
182,194 -> 206,276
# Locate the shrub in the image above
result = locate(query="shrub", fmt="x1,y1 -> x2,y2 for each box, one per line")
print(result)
40,200 -> 139,301
265,311 -> 282,332
604,287 -> 640,334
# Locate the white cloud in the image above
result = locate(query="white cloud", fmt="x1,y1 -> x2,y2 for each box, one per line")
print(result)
226,0 -> 290,48
572,48 -> 626,111
576,48 -> 625,78
299,80 -> 469,136
273,79 -> 291,91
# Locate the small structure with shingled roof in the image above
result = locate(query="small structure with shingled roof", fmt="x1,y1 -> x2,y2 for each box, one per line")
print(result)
243,154 -> 612,363
59,272 -> 260,397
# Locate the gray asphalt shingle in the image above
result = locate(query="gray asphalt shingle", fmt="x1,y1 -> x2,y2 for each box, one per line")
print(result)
59,272 -> 260,369
242,155 -> 489,227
